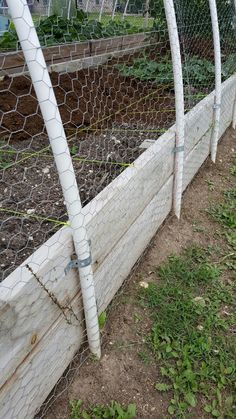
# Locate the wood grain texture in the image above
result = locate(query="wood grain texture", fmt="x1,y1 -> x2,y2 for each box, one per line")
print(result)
0,33 -> 149,76
0,75 -> 235,419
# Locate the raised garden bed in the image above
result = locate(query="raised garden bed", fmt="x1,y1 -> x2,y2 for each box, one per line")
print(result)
0,33 -> 151,76
0,45 -> 175,281
0,74 -> 235,419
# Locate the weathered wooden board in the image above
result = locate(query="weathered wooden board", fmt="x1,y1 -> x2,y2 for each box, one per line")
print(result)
184,73 -> 236,156
0,75 -> 235,419
90,36 -> 123,55
0,176 -> 173,419
0,129 -> 175,395
0,227 -> 76,390
0,33 -> 149,76
94,176 -> 173,313
50,43 -> 149,74
85,130 -> 175,268
0,293 -> 84,419
0,41 -> 91,75
121,33 -> 148,49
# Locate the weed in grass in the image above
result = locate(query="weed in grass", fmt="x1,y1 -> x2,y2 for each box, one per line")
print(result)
69,400 -> 136,419
98,311 -> 107,330
139,246 -> 236,417
70,145 -> 79,156
192,222 -> 206,233
229,165 -> 236,176
206,179 -> 215,191
208,188 -> 236,230
133,313 -> 143,323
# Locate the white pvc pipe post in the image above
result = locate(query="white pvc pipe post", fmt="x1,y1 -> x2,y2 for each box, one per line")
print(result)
98,0 -> 105,22
67,0 -> 71,19
6,0 -> 101,358
85,0 -> 89,12
123,0 -> 129,20
144,0 -> 150,28
232,0 -> 236,128
112,0 -> 118,20
164,0 -> 185,219
209,0 -> 222,163
47,0 -> 51,17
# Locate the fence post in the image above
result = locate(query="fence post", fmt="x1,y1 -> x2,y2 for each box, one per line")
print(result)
163,0 -> 185,219
99,0 -> 105,22
47,0 -> 51,16
208,0 -> 222,163
123,0 -> 129,20
112,0 -> 118,20
67,0 -> 71,19
85,0 -> 90,13
144,0 -> 150,28
6,0 -> 101,358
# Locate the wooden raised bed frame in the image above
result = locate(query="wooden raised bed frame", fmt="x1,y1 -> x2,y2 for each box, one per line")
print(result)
0,74 -> 235,418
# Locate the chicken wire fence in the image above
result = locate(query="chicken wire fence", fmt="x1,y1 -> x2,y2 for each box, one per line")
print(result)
0,0 -> 236,418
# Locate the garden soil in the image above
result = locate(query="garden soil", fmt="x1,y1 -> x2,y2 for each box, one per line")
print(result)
0,60 -> 175,280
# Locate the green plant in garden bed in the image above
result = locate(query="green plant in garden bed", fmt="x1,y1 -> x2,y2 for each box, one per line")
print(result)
116,55 -> 216,88
69,400 -> 136,419
0,11 -> 146,51
139,246 -> 236,417
117,53 -> 236,89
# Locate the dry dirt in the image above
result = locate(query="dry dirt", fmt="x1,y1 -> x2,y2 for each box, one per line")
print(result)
38,128 -> 235,419
0,47 -> 176,281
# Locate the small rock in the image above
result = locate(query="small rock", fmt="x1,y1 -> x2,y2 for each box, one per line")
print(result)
27,208 -> 35,215
42,167 -> 50,174
193,296 -> 205,306
197,325 -> 204,331
139,281 -> 149,289
106,153 -> 114,162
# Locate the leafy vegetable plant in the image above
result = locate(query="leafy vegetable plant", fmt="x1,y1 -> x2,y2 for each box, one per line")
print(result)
116,55 -> 216,88
117,54 -> 236,88
0,12 -> 145,51
69,400 -> 136,419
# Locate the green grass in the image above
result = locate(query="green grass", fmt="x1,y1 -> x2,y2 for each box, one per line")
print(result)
87,13 -> 154,30
139,245 -> 236,417
69,400 -> 136,419
207,185 -> 236,271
